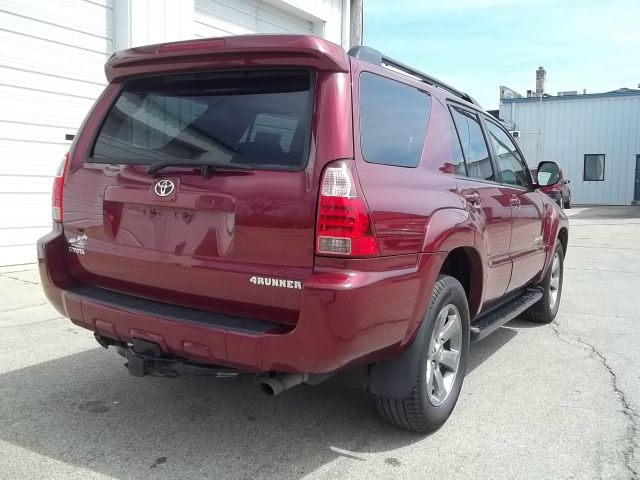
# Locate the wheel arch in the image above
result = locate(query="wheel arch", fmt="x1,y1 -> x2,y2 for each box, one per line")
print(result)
422,208 -> 485,319
557,226 -> 568,257
439,246 -> 483,319
368,210 -> 484,399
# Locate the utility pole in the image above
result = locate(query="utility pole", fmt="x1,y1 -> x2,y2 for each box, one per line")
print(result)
350,0 -> 363,47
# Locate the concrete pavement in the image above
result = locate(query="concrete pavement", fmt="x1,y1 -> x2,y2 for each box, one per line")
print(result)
0,206 -> 638,479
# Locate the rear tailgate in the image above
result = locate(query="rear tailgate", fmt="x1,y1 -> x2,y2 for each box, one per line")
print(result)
61,40 -> 353,325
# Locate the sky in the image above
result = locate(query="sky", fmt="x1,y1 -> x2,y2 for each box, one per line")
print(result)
363,0 -> 640,110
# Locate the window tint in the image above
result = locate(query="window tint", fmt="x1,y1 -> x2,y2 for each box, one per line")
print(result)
451,107 -> 494,181
485,121 -> 529,187
359,73 -> 431,167
584,154 -> 605,181
91,70 -> 312,169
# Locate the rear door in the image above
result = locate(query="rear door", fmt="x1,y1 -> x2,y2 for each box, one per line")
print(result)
483,118 -> 545,292
450,106 -> 513,302
62,69 -> 319,324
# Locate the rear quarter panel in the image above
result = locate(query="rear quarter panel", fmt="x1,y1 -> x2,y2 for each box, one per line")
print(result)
349,60 -> 464,257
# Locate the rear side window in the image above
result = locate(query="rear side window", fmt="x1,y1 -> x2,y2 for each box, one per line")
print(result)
359,73 -> 431,167
91,70 -> 312,170
451,107 -> 494,181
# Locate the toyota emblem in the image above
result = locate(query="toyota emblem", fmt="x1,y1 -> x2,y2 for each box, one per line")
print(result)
154,179 -> 175,197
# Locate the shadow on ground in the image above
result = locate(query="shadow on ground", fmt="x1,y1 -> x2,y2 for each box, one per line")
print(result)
0,322 -> 522,479
567,205 -> 640,220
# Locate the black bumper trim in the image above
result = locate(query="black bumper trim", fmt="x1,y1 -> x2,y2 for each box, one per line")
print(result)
70,285 -> 282,335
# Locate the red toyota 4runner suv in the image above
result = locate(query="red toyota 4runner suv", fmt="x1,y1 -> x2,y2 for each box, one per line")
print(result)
38,35 -> 568,433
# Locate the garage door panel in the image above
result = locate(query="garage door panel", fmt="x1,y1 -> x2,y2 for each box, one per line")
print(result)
0,194 -> 51,229
0,122 -> 82,145
194,23 -> 232,38
0,244 -> 41,266
0,87 -> 96,129
0,226 -> 51,248
0,176 -> 53,194
0,0 -> 113,40
0,141 -> 69,176
0,31 -> 108,85
195,0 -> 313,38
0,67 -> 105,100
0,11 -> 112,54
0,0 -> 112,265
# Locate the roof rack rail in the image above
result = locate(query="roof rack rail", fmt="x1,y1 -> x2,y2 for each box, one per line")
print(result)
347,45 -> 481,108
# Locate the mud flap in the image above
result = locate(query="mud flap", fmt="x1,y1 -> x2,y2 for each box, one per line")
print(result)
368,315 -> 428,399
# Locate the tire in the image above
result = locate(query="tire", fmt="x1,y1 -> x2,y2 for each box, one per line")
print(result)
564,195 -> 572,209
524,242 -> 564,323
374,275 -> 470,433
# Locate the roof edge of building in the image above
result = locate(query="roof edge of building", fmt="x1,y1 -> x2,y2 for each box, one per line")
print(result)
501,90 -> 640,103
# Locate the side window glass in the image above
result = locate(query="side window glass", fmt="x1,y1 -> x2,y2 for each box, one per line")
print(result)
359,73 -> 431,167
451,107 -> 494,181
450,120 -> 467,176
485,121 -> 529,187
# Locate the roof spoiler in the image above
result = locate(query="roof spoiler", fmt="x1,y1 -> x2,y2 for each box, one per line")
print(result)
348,45 -> 481,108
105,35 -> 350,83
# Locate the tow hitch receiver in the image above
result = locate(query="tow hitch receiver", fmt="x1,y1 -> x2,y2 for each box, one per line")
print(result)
116,338 -> 241,378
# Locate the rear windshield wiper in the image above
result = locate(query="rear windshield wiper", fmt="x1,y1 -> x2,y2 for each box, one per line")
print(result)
147,159 -> 252,177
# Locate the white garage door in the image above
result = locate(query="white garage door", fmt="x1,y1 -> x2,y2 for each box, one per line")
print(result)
0,0 -> 113,266
195,0 -> 314,38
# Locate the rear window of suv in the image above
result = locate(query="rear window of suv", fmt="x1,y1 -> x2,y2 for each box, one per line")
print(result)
90,69 -> 313,170
359,72 -> 431,167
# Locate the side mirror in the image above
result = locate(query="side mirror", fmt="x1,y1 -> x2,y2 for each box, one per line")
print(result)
536,161 -> 561,186
565,179 -> 570,184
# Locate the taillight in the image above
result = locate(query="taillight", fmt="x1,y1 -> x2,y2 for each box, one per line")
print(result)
316,161 -> 379,257
52,153 -> 69,222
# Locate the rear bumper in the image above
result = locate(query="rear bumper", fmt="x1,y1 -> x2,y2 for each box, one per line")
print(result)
38,225 -> 444,374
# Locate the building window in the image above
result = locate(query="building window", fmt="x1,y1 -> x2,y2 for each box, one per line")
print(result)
584,154 -> 605,181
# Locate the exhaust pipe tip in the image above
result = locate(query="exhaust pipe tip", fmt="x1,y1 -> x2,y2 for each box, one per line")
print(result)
259,381 -> 279,396
257,373 -> 309,396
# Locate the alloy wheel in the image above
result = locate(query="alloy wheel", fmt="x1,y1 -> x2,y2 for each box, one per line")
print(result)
426,304 -> 462,406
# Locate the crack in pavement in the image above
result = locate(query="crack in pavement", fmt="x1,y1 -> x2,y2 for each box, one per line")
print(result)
0,317 -> 65,328
0,302 -> 49,313
0,273 -> 41,286
551,321 -> 639,478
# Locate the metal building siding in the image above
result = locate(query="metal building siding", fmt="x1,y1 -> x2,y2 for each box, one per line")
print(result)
500,94 -> 640,205
0,0 -> 346,266
195,0 -> 314,38
0,0 -> 113,265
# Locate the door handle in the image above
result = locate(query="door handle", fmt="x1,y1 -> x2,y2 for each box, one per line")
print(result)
463,191 -> 481,207
510,196 -> 521,209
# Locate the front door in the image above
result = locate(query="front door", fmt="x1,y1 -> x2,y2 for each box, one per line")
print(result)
483,119 -> 546,291
450,106 -> 513,302
635,155 -> 640,202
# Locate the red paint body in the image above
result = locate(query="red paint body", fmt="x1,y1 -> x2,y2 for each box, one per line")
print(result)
38,35 -> 568,374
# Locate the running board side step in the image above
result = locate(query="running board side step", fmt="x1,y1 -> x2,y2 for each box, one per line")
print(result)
470,287 -> 544,342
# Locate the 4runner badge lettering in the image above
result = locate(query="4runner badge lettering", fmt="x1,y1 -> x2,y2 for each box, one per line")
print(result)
68,234 -> 88,255
250,276 -> 302,290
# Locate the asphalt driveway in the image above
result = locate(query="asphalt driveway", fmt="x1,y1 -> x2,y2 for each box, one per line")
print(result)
1,206 -> 638,479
